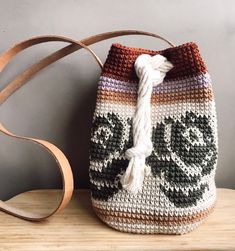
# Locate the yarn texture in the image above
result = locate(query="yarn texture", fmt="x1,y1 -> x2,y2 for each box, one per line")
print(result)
89,42 -> 218,234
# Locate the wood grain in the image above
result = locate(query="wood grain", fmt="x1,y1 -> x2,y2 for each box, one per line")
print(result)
0,189 -> 234,251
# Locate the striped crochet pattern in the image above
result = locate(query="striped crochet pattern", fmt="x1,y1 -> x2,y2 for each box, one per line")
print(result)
89,42 -> 218,234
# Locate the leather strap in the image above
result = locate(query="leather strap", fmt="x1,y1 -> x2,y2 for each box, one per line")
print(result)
0,30 -> 174,221
0,37 -> 103,221
0,123 -> 74,221
0,30 -> 174,104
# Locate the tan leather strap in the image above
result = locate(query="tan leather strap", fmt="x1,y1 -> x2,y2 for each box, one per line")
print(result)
0,123 -> 74,221
0,37 -> 103,221
0,35 -> 104,104
0,30 -> 174,104
0,30 -> 174,221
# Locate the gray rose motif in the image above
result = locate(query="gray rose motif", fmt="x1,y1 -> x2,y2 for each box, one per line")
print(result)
148,111 -> 217,207
90,111 -> 217,207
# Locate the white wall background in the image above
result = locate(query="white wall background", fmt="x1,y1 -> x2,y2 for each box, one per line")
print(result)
0,0 -> 234,199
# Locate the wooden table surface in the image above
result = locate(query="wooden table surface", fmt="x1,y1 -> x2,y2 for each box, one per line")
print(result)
0,189 -> 234,251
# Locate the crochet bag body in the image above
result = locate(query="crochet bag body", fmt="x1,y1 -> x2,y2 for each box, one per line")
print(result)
89,40 -> 218,234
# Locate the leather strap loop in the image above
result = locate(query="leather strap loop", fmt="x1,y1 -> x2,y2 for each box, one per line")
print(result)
0,30 -> 174,221
0,123 -> 74,221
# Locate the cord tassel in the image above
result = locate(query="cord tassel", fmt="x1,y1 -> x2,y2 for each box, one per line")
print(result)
121,54 -> 173,194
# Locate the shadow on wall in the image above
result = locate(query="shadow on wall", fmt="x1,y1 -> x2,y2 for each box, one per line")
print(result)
64,78 -> 98,189
0,75 -> 99,200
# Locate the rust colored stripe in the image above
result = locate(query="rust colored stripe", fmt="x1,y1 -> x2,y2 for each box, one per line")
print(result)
102,42 -> 207,82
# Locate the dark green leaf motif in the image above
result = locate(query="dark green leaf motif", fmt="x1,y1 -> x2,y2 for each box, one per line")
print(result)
90,113 -> 124,161
90,113 -> 129,200
90,111 -> 217,207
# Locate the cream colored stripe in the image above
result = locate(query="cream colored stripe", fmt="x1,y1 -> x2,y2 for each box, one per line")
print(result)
94,101 -> 217,124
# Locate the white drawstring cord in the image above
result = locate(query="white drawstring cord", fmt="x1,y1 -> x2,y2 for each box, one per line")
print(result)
121,54 -> 173,194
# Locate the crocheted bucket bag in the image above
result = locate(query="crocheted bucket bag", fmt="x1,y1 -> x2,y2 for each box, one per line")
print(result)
89,33 -> 218,234
0,31 -> 217,233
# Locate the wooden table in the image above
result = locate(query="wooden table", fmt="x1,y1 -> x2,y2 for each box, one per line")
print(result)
0,189 -> 234,251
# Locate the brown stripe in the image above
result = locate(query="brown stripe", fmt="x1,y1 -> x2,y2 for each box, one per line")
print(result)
102,42 -> 207,82
96,87 -> 213,105
93,204 -> 215,226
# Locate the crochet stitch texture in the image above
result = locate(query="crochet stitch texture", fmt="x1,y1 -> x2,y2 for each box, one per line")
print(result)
89,42 -> 218,234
